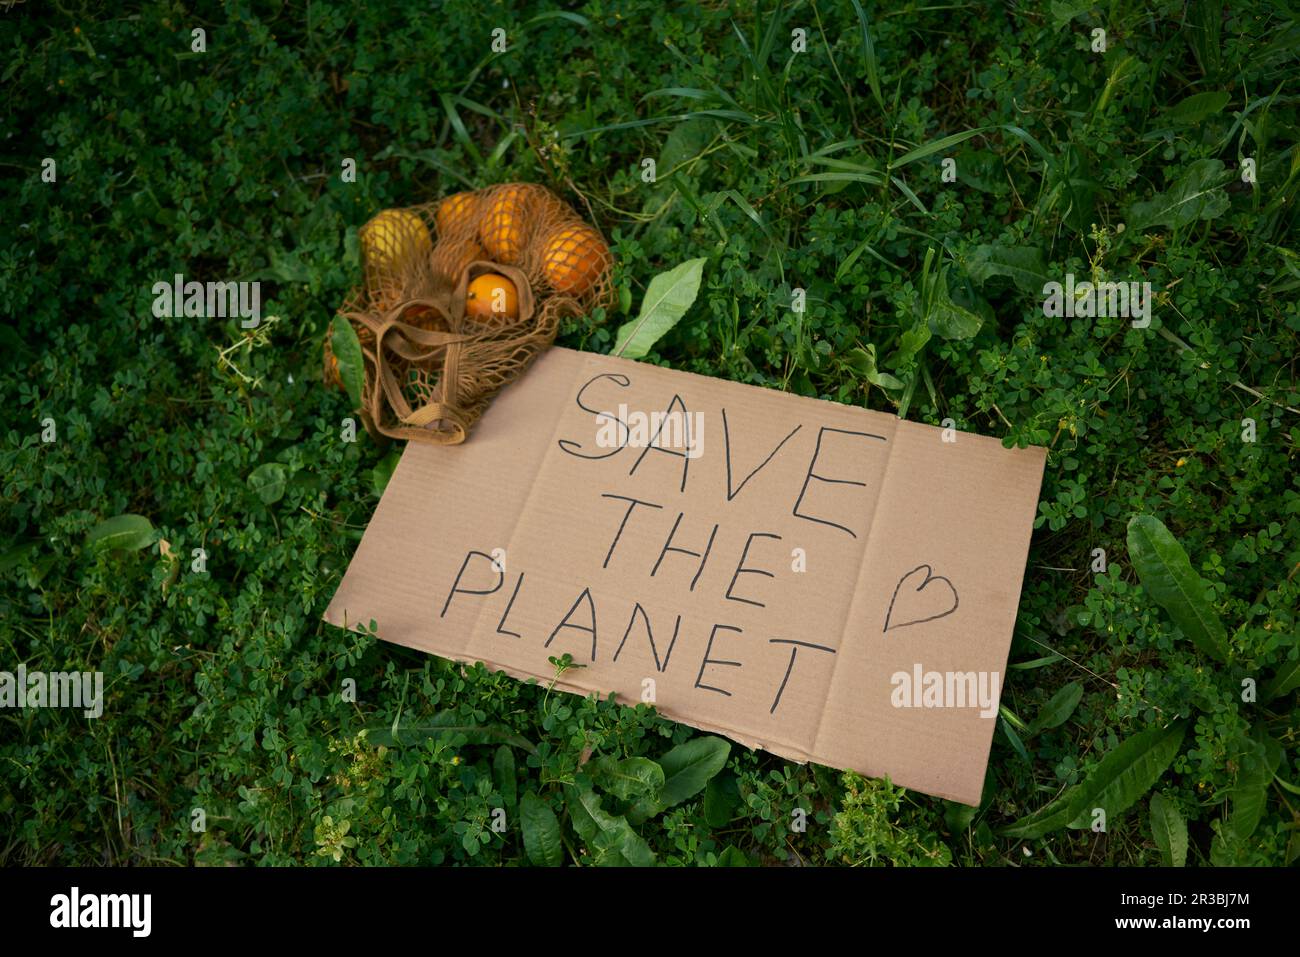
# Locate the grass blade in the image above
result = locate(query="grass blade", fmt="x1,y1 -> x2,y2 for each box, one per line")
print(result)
849,0 -> 885,111
891,128 -> 986,170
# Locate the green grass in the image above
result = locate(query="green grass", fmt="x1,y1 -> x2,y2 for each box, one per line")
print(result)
1,0 -> 1297,866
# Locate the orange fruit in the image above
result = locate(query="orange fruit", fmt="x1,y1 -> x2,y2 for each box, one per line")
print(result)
401,304 -> 441,330
479,185 -> 538,264
465,273 -> 519,323
324,347 -> 341,388
435,191 -> 480,238
360,208 -> 433,273
433,238 -> 486,283
541,224 -> 607,295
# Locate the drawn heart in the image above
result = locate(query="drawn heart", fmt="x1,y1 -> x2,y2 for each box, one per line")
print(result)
883,564 -> 959,633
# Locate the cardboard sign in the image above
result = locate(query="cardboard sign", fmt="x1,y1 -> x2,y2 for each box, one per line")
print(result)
325,348 -> 1046,805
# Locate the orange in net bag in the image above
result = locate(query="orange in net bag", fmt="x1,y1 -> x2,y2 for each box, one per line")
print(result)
325,183 -> 613,445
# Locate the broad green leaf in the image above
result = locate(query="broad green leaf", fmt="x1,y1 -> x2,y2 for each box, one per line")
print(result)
657,117 -> 713,179
924,266 -> 982,341
716,845 -> 751,866
493,745 -> 517,811
567,785 -> 655,867
1228,732 -> 1283,840
290,471 -> 327,494
1127,159 -> 1230,231
1049,0 -> 1092,29
26,552 -> 56,588
1127,515 -> 1230,662
1164,91 -> 1231,125
343,227 -> 361,269
268,247 -> 310,283
894,322 -> 932,367
370,450 -> 401,497
1066,721 -> 1188,828
842,345 -> 905,391
657,736 -> 731,808
589,756 -> 664,801
944,800 -> 978,832
703,771 -> 742,828
927,297 -> 982,340
85,514 -> 156,552
1030,681 -> 1083,735
0,540 -> 41,573
248,462 -> 288,505
1148,792 -> 1188,867
519,791 -> 563,867
364,712 -> 536,754
613,257 -> 706,359
566,785 -> 615,856
1262,637 -> 1300,700
999,787 -> 1078,839
330,316 -> 366,408
965,245 -> 1049,294
1208,816 -> 1261,867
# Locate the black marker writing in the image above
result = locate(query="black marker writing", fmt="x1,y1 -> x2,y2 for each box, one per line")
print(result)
440,550 -> 504,617
651,511 -> 719,592
725,531 -> 782,608
767,638 -> 836,714
612,603 -> 682,673
600,493 -> 664,568
629,393 -> 693,493
557,373 -> 631,460
695,623 -> 743,696
792,426 -> 886,538
722,408 -> 801,501
545,587 -> 599,661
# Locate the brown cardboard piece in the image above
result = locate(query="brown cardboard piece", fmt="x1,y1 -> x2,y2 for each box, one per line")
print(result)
325,347 -> 1046,805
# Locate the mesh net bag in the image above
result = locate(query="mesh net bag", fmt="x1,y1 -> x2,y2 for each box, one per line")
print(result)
325,183 -> 614,444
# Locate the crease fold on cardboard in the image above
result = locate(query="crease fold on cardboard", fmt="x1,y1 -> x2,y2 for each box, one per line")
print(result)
325,347 -> 1046,805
